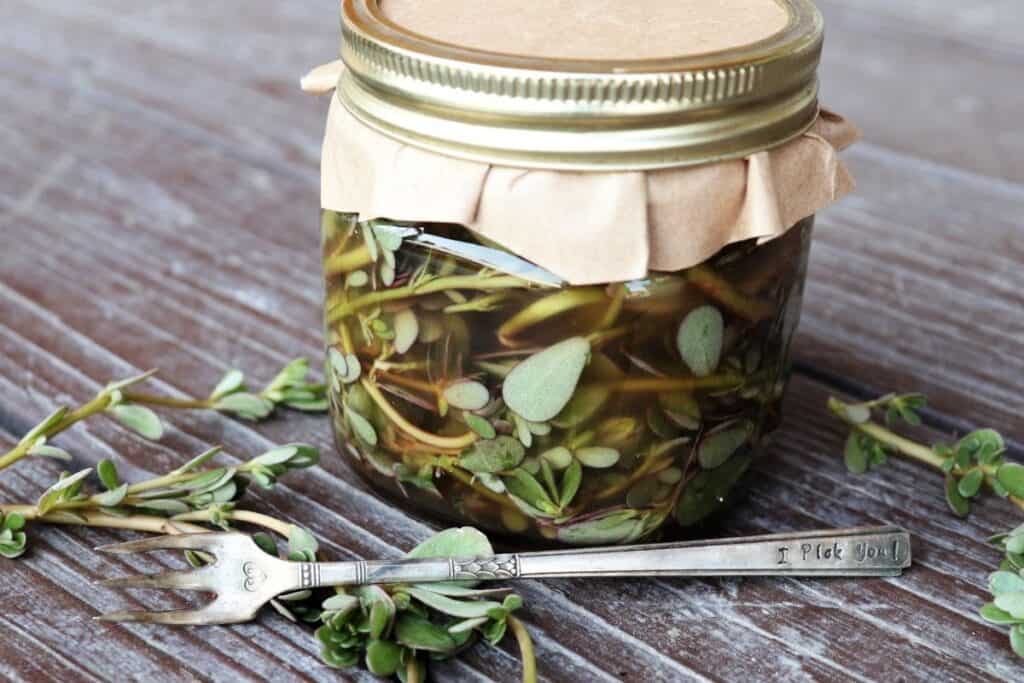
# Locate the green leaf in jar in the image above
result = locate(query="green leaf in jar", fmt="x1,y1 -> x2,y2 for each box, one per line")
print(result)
556,509 -> 644,545
625,477 -> 659,509
503,468 -> 558,514
392,309 -> 419,354
361,223 -> 380,262
458,436 -> 525,474
540,446 -> 573,470
559,459 -> 583,509
574,446 -> 620,469
443,380 -> 490,411
346,270 -> 369,288
552,352 -> 620,429
502,337 -> 591,423
371,223 -> 404,252
345,407 -> 378,447
698,419 -> 754,469
658,391 -> 702,431
463,413 -> 496,439
512,413 -> 533,448
676,305 -> 724,377
675,454 -> 751,526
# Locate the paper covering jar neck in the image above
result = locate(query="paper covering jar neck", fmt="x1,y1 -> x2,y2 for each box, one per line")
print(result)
302,0 -> 860,285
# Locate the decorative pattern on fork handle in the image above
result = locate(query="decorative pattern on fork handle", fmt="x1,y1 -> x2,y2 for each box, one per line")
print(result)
451,555 -> 520,580
299,562 -> 322,589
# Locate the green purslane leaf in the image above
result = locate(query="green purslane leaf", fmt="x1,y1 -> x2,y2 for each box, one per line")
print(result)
108,404 -> 164,440
997,464 -> 1024,499
97,459 -> 120,490
345,407 -> 378,447
557,509 -> 644,545
288,525 -> 319,562
944,474 -> 970,518
365,639 -> 403,677
459,436 -> 525,474
697,420 -> 754,470
442,378 -> 489,411
502,337 -> 591,423
394,613 -> 458,653
214,392 -> 275,420
994,593 -> 1024,620
94,483 -> 129,508
18,407 -> 69,448
676,305 -> 724,378
403,586 -> 503,619
27,439 -> 73,462
844,432 -> 870,474
1011,625 -> 1024,658
406,527 -> 493,561
209,369 -> 246,401
980,602 -> 1021,625
36,468 -> 92,515
958,469 -> 985,498
573,446 -> 620,469
503,468 -> 558,515
173,446 -> 223,474
990,571 -> 1024,596
464,413 -> 496,439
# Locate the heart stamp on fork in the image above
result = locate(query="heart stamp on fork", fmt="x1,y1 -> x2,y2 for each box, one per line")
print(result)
242,561 -> 268,592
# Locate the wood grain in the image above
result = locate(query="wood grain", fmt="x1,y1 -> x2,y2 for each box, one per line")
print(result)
1,1 -> 1022,681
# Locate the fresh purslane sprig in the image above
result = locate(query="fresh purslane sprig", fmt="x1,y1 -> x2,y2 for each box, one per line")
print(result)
314,527 -> 536,683
0,443 -> 320,558
829,392 -> 1024,657
0,359 -> 326,474
0,364 -> 535,680
120,357 -> 329,421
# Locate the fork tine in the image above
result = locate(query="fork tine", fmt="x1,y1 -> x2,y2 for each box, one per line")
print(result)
95,605 -> 250,626
94,608 -> 211,626
94,533 -> 220,555
98,569 -> 211,591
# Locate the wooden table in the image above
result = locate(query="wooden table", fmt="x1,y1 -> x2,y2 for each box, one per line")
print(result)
1,2 -> 1021,681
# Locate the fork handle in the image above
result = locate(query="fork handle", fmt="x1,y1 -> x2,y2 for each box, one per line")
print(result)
299,526 -> 910,589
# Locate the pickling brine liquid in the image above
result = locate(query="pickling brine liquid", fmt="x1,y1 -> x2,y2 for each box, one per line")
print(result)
321,210 -> 813,544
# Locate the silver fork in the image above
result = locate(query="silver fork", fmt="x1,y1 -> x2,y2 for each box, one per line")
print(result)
95,525 -> 911,625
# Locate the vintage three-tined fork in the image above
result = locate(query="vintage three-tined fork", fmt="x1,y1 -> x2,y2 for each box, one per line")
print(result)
95,525 -> 911,625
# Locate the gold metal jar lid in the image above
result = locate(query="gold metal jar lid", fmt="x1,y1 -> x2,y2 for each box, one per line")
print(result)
338,0 -> 824,170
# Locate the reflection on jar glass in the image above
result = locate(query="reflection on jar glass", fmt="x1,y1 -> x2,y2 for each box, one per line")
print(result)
321,210 -> 814,544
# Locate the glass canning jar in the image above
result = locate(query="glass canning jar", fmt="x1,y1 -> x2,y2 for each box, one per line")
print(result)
321,211 -> 814,544
313,0 -> 845,544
